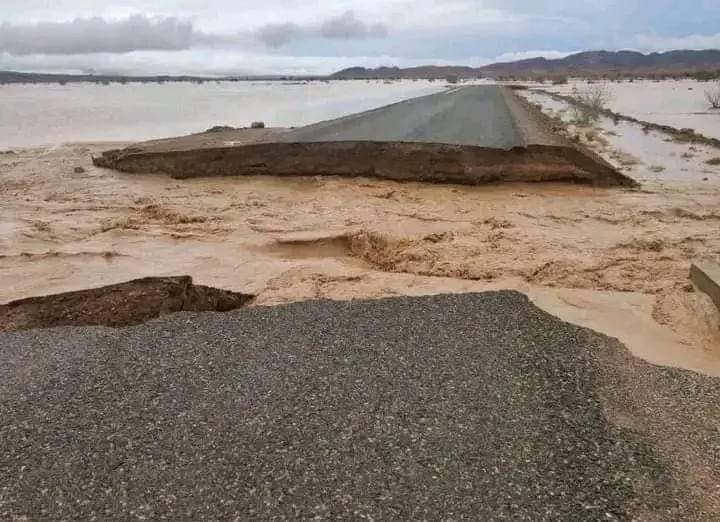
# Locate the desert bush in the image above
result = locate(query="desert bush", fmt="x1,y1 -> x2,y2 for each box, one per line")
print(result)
570,83 -> 613,124
705,82 -> 720,109
551,76 -> 569,85
251,121 -> 266,129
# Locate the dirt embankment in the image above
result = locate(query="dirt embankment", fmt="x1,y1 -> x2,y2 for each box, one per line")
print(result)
94,141 -> 635,187
0,276 -> 254,331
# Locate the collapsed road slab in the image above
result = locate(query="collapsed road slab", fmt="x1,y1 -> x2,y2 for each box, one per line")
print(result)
0,276 -> 254,331
691,261 -> 720,310
94,86 -> 636,187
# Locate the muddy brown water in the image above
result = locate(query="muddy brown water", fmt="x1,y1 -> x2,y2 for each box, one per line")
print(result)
1,140 -> 719,376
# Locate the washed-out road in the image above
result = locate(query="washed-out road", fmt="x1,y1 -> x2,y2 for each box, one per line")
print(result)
1,292 -> 719,520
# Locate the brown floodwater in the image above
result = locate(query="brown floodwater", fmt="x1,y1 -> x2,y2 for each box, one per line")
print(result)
1,137 -> 719,376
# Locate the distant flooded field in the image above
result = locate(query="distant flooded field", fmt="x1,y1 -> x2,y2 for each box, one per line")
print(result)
0,80 -> 447,148
544,79 -> 720,140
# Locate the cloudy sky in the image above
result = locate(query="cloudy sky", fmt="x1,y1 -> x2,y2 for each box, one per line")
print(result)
1,0 -> 719,76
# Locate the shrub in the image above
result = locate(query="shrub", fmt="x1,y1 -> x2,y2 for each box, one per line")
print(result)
250,121 -> 266,129
570,84 -> 613,124
705,82 -> 720,109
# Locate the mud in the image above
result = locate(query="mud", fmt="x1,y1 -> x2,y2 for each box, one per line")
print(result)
0,276 -> 254,331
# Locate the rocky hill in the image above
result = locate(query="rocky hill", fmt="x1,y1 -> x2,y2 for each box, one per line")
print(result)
330,49 -> 720,79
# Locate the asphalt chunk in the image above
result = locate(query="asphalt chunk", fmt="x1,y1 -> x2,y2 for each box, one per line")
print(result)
1,291 -> 718,520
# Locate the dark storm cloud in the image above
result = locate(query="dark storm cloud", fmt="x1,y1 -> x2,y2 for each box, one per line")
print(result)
255,11 -> 389,48
320,11 -> 388,40
255,23 -> 307,48
0,15 -> 193,55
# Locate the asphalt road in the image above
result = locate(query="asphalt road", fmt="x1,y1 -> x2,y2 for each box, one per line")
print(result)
281,86 -> 529,149
1,291 -> 718,520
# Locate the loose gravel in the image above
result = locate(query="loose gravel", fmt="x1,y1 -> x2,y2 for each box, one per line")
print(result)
1,291 -> 718,520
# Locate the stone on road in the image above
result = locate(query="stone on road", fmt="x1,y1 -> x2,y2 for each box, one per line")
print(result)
1,292 -> 718,520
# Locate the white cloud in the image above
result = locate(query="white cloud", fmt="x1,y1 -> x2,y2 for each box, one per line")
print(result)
0,15 -> 193,55
632,33 -> 720,52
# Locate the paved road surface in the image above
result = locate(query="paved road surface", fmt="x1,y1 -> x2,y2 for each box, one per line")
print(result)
281,86 -> 532,149
2,292 -> 718,520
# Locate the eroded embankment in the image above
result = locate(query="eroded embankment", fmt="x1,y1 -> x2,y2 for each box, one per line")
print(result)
94,141 -> 636,187
0,276 -> 254,331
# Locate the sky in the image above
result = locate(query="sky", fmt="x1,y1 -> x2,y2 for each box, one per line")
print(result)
1,0 -> 719,76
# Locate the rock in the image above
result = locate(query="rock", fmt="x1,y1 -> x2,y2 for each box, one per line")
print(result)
74,166 -> 86,173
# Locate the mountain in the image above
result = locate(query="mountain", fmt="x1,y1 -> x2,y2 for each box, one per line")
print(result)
330,49 -> 720,79
330,65 -> 477,80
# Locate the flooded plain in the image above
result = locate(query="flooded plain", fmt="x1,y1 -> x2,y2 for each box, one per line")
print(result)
0,79 -> 448,148
520,89 -> 720,184
1,80 -> 719,377
542,79 -> 720,140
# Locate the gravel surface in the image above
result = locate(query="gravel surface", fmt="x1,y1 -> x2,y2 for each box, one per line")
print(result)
1,291 -> 718,520
281,86 -> 530,149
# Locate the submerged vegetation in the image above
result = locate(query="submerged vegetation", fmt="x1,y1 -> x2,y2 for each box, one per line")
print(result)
569,84 -> 613,124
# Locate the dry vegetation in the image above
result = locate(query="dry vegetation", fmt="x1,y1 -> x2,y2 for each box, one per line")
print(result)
706,82 -> 720,109
570,84 -> 613,124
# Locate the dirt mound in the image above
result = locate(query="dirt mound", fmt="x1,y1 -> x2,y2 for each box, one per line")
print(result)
0,276 -> 254,331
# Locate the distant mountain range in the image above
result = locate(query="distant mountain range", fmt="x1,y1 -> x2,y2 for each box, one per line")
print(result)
330,50 -> 720,79
2,49 -> 719,85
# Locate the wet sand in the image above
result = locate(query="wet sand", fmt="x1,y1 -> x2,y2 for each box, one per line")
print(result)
1,136 -> 719,376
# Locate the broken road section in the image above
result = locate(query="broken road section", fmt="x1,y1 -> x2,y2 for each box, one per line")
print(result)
94,86 -> 636,187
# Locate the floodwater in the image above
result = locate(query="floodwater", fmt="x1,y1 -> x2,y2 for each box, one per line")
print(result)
542,79 -> 720,140
0,80 -> 448,148
1,77 -> 719,377
520,89 -> 720,184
